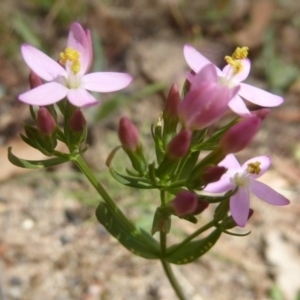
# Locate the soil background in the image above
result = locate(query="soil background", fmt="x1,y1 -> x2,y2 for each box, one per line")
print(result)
0,1 -> 300,300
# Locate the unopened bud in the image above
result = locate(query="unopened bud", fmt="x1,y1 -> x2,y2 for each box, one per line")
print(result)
251,108 -> 270,120
193,199 -> 209,215
219,116 -> 261,154
37,107 -> 56,136
166,129 -> 192,160
202,166 -> 227,186
118,117 -> 140,151
70,109 -> 87,132
169,191 -> 198,217
163,84 -> 180,119
29,71 -> 43,89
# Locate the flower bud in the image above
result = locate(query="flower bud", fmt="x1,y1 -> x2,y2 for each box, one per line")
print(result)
163,84 -> 180,119
193,199 -> 209,215
169,191 -> 198,217
118,117 -> 140,151
166,129 -> 192,160
37,107 -> 56,136
219,115 -> 261,154
29,71 -> 43,89
69,109 -> 87,132
202,166 -> 227,186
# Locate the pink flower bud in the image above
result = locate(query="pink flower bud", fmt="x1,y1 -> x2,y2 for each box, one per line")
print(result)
69,109 -> 87,132
29,71 -> 43,89
37,107 -> 56,135
163,84 -> 180,119
169,191 -> 198,217
251,108 -> 270,120
118,117 -> 140,151
166,129 -> 192,159
219,116 -> 261,154
193,199 -> 209,215
202,166 -> 227,186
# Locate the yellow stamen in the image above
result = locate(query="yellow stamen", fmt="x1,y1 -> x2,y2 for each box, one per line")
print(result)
232,47 -> 249,60
247,161 -> 261,175
59,47 -> 81,74
224,56 -> 243,75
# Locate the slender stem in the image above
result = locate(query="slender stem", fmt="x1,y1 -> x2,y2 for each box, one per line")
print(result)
161,260 -> 187,300
168,220 -> 216,256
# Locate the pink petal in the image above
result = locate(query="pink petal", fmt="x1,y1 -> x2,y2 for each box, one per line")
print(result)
81,72 -> 132,92
67,22 -> 90,76
228,94 -> 251,115
18,82 -> 68,105
184,44 -> 221,75
204,174 -> 234,193
230,188 -> 250,227
239,83 -> 284,107
67,88 -> 99,107
250,180 -> 290,206
222,59 -> 251,83
189,64 -> 219,88
21,44 -> 66,81
219,154 -> 241,170
241,156 -> 271,179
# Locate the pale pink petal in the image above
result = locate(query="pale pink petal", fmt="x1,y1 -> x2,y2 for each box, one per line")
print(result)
228,94 -> 251,115
222,59 -> 251,83
67,88 -> 99,107
204,174 -> 234,193
230,188 -> 250,227
81,72 -> 132,92
250,180 -> 290,206
219,154 -> 241,170
21,44 -> 66,81
85,29 -> 93,72
239,83 -> 284,107
67,22 -> 90,76
184,44 -> 222,75
241,156 -> 271,179
18,82 -> 68,105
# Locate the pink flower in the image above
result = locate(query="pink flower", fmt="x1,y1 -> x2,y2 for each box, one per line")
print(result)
205,154 -> 290,227
179,64 -> 240,130
18,22 -> 132,107
184,45 -> 284,115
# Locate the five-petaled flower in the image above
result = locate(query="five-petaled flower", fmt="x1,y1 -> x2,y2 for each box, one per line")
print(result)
184,45 -> 284,115
18,22 -> 132,107
205,154 -> 290,227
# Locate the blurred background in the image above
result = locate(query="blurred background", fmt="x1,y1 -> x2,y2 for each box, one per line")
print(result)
0,0 -> 300,299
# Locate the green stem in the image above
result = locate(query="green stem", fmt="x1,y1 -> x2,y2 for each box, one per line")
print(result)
160,260 -> 187,300
168,220 -> 216,256
72,154 -> 135,231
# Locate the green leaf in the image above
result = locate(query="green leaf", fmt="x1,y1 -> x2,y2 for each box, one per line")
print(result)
165,229 -> 222,264
96,202 -> 160,259
109,167 -> 155,189
8,147 -> 69,169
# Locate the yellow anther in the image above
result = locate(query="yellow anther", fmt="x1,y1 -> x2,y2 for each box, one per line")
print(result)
232,47 -> 249,60
224,56 -> 243,75
247,161 -> 261,175
59,47 -> 81,74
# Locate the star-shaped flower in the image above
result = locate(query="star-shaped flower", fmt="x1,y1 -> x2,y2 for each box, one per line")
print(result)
19,22 -> 132,107
205,154 -> 290,227
184,45 -> 284,115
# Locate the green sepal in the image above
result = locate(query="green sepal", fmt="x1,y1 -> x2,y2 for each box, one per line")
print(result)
109,167 -> 154,189
179,215 -> 198,224
165,229 -> 222,265
8,147 -> 69,169
96,202 -> 160,259
192,118 -> 239,151
151,206 -> 172,235
214,198 -> 230,221
151,123 -> 165,164
29,105 -> 36,122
